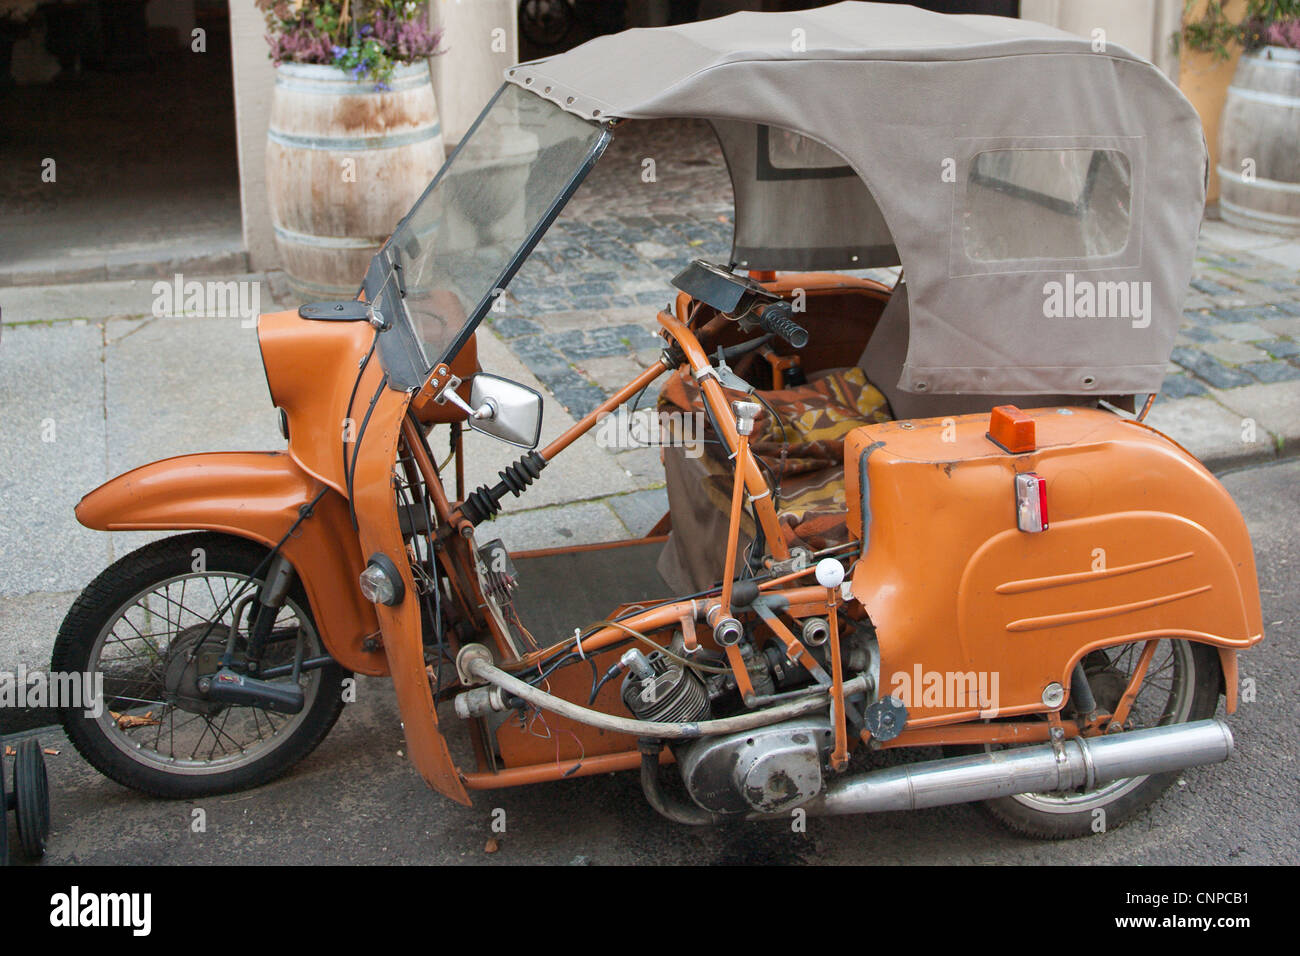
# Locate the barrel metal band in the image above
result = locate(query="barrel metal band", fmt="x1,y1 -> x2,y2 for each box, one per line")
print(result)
1225,85 -> 1300,109
274,73 -> 432,96
272,223 -> 388,249
1216,165 -> 1300,195
268,123 -> 442,152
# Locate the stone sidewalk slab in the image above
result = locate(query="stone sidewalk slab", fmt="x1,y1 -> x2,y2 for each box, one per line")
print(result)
480,500 -> 630,554
1,271 -> 294,326
0,321 -> 112,596
0,590 -> 79,673
1210,381 -> 1300,449
1143,397 -> 1277,472
0,239 -> 248,289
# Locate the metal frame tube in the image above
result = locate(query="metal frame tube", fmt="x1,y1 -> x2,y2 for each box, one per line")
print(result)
465,653 -> 868,740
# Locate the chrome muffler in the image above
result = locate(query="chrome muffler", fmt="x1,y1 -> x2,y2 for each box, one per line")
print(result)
804,719 -> 1234,816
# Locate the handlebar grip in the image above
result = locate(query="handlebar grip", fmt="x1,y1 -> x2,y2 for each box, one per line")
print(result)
758,302 -> 810,349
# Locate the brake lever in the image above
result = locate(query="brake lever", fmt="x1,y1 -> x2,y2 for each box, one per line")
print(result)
712,346 -> 756,393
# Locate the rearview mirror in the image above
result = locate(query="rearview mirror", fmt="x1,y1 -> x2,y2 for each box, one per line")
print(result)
467,373 -> 543,449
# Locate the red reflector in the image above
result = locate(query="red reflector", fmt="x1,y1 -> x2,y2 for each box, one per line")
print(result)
988,405 -> 1036,454
1014,472 -> 1049,533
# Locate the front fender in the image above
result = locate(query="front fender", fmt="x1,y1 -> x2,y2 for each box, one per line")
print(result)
76,451 -> 386,676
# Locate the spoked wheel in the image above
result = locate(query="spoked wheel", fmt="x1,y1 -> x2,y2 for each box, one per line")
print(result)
53,533 -> 348,798
948,639 -> 1222,839
13,738 -> 50,858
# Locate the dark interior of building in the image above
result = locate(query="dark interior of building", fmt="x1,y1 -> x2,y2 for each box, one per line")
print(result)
0,0 -> 240,285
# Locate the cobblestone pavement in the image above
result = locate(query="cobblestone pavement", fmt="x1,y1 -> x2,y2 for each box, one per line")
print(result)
1170,228 -> 1300,399
488,119 -> 735,419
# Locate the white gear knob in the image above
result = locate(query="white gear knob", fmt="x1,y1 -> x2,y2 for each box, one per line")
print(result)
815,558 -> 844,589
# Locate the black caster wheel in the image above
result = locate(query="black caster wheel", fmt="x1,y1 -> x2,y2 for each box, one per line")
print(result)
3,738 -> 50,861
14,738 -> 50,858
0,744 -> 8,866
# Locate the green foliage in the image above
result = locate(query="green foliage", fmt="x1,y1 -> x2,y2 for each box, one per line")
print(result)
1174,0 -> 1300,59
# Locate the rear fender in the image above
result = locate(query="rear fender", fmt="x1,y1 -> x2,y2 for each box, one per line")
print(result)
845,408 -> 1263,724
75,451 -> 386,676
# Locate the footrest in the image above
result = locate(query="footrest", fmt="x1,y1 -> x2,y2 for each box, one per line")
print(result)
202,668 -> 305,715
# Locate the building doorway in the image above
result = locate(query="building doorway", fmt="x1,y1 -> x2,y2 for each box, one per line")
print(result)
0,0 -> 242,286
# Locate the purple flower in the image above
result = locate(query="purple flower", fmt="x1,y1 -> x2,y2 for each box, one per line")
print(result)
1265,20 -> 1300,51
261,3 -> 445,68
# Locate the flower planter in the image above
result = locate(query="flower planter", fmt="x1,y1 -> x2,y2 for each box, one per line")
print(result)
266,61 -> 445,298
1217,45 -> 1300,235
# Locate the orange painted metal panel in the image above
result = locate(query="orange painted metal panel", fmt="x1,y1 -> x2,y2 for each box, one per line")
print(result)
349,386 -> 471,805
257,308 -> 479,494
493,644 -> 638,767
74,450 -> 386,676
844,408 -> 1263,725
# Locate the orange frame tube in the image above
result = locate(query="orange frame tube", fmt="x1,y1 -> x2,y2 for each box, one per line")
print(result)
657,310 -> 789,559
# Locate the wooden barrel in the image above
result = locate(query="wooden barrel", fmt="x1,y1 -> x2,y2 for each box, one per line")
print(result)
1218,46 -> 1300,236
266,62 -> 444,298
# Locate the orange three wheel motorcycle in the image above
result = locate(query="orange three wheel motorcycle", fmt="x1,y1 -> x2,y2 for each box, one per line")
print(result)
54,4 -> 1263,839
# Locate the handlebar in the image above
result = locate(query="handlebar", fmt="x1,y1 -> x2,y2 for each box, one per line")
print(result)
756,302 -> 809,349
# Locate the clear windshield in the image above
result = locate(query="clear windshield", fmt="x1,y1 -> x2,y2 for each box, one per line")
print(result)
378,84 -> 608,371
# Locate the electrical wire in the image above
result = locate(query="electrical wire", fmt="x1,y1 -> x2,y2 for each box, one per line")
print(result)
341,329 -> 380,483
346,372 -> 389,529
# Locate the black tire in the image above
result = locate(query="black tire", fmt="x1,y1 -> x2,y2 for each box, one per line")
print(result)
0,748 -> 9,866
13,737 -> 49,858
53,533 -> 348,799
948,640 -> 1223,840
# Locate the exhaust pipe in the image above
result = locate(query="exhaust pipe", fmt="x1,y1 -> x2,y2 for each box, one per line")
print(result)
805,719 -> 1234,816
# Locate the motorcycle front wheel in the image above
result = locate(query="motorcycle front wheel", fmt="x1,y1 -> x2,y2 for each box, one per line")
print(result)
947,639 -> 1223,840
52,532 -> 348,798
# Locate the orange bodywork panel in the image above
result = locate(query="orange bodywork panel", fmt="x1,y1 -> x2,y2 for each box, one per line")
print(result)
74,451 -> 387,677
79,307 -> 471,804
348,385 -> 470,805
844,408 -> 1263,725
256,308 -> 479,496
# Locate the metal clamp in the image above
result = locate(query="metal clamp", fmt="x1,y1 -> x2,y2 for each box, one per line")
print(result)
430,371 -> 461,404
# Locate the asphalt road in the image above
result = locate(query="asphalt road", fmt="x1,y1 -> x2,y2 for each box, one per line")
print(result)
6,458 -> 1297,866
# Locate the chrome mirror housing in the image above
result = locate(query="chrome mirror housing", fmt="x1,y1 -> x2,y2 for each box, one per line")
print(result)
465,373 -> 543,449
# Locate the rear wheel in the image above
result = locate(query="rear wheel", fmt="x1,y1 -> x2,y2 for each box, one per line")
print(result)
53,533 -> 348,798
948,639 -> 1222,839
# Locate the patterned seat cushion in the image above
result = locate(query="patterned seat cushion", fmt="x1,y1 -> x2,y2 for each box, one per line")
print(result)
657,365 -> 892,558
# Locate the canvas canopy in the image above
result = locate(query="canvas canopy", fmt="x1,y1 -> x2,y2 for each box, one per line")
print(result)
503,1 -> 1208,397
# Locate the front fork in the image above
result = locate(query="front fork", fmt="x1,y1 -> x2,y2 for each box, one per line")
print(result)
197,552 -> 317,716
244,554 -> 298,669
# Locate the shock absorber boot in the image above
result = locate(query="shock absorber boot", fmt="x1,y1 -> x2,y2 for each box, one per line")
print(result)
461,452 -> 547,525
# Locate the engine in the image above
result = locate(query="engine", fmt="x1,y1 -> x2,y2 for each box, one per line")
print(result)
620,649 -> 711,723
677,717 -> 833,814
622,625 -> 877,817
